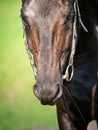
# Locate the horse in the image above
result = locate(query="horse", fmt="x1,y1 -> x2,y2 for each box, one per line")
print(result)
21,0 -> 98,129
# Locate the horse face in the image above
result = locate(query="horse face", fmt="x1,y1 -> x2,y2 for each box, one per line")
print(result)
21,0 -> 74,105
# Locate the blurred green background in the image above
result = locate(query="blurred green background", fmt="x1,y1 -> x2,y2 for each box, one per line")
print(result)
0,0 -> 57,130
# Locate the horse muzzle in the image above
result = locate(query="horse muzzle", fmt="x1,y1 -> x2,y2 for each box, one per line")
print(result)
33,82 -> 63,105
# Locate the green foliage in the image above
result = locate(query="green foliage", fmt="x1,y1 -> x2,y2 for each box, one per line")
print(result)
0,1 -> 57,130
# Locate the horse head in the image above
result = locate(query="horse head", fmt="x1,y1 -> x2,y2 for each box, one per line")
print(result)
21,0 -> 75,105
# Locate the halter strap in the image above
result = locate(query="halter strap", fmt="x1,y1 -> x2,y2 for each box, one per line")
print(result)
63,0 -> 88,81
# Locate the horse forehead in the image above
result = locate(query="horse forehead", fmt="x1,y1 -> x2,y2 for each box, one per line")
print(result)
27,0 -> 59,10
23,0 -> 62,18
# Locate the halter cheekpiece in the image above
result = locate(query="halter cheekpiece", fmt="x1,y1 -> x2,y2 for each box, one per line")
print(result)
63,0 -> 88,81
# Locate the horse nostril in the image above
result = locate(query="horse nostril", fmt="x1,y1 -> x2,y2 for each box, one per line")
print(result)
54,84 -> 60,98
33,84 -> 40,98
53,84 -> 62,103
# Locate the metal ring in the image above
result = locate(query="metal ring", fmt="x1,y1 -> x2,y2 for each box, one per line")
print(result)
63,64 -> 74,81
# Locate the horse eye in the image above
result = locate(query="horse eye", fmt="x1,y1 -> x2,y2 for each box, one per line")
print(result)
22,19 -> 28,26
21,13 -> 29,26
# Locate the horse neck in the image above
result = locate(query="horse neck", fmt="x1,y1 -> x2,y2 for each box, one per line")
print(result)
74,0 -> 98,65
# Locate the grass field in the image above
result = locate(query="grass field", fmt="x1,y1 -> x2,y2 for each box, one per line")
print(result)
0,0 -> 57,130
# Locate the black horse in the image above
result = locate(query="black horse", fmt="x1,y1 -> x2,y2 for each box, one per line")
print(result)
21,0 -> 98,129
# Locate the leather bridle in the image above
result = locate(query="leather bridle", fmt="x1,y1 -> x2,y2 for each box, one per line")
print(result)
63,0 -> 88,81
